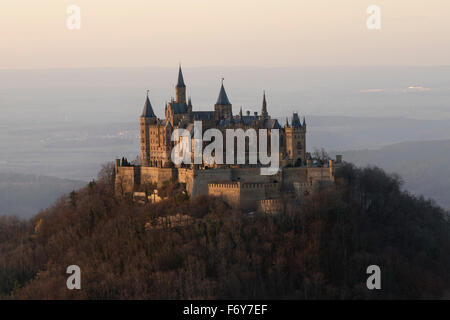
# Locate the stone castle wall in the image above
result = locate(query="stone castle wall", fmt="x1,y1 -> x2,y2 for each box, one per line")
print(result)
257,198 -> 285,214
115,160 -> 338,208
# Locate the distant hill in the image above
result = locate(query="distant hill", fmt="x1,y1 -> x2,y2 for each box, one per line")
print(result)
0,173 -> 86,218
338,139 -> 450,210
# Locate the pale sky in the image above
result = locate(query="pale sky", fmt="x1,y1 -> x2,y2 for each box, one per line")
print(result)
1,0 -> 450,69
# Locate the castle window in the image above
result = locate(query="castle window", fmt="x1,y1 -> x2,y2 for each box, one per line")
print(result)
297,142 -> 302,150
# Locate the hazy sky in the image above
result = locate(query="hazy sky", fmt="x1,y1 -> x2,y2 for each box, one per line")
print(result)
1,0 -> 450,69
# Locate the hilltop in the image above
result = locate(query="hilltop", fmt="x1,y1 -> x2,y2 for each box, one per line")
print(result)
0,163 -> 449,299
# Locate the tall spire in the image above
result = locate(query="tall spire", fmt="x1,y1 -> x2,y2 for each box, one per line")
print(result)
141,90 -> 156,118
216,79 -> 231,105
175,64 -> 187,103
177,64 -> 185,88
261,90 -> 269,120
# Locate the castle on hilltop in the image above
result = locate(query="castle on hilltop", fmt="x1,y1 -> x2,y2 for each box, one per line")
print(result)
115,66 -> 342,213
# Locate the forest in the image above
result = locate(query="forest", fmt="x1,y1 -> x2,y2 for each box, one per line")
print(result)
0,163 -> 449,299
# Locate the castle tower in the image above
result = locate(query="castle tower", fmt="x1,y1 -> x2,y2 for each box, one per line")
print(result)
285,113 -> 306,166
260,91 -> 269,120
175,65 -> 186,104
140,91 -> 157,166
214,79 -> 232,120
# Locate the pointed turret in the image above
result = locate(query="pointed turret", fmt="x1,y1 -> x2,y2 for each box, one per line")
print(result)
177,64 -> 186,88
141,91 -> 156,118
302,116 -> 306,127
291,112 -> 302,128
261,91 -> 269,120
215,79 -> 232,120
175,65 -> 187,103
216,81 -> 231,105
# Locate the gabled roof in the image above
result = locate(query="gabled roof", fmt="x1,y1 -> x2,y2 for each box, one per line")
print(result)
264,119 -> 281,129
216,83 -> 231,105
141,93 -> 156,118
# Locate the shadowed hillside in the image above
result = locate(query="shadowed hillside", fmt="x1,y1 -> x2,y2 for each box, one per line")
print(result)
339,139 -> 450,210
0,164 -> 449,299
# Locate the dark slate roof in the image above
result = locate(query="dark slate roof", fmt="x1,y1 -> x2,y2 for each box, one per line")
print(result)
193,111 -> 215,120
141,94 -> 156,118
168,102 -> 188,114
177,65 -> 185,87
264,119 -> 282,129
220,115 -> 259,126
216,83 -> 231,105
241,115 -> 259,126
219,116 -> 281,130
291,113 -> 302,128
218,118 -> 232,126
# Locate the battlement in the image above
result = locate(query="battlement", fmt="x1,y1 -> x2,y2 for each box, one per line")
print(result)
208,181 -> 241,189
257,198 -> 285,215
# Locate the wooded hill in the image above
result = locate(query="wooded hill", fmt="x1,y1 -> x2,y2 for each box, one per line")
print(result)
0,163 -> 449,299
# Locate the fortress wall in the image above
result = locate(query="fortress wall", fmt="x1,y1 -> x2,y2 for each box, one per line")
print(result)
258,199 -> 284,214
306,167 -> 334,183
140,167 -> 177,187
230,167 -> 282,184
281,167 -> 308,191
190,167 -> 282,198
240,183 -> 266,210
139,166 -> 159,186
115,166 -> 137,194
208,183 -> 241,208
190,168 -> 233,196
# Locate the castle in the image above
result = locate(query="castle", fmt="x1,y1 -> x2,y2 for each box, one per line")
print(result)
115,66 -> 342,212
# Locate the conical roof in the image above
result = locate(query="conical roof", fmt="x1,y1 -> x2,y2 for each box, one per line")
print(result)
141,92 -> 156,118
216,83 -> 231,105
